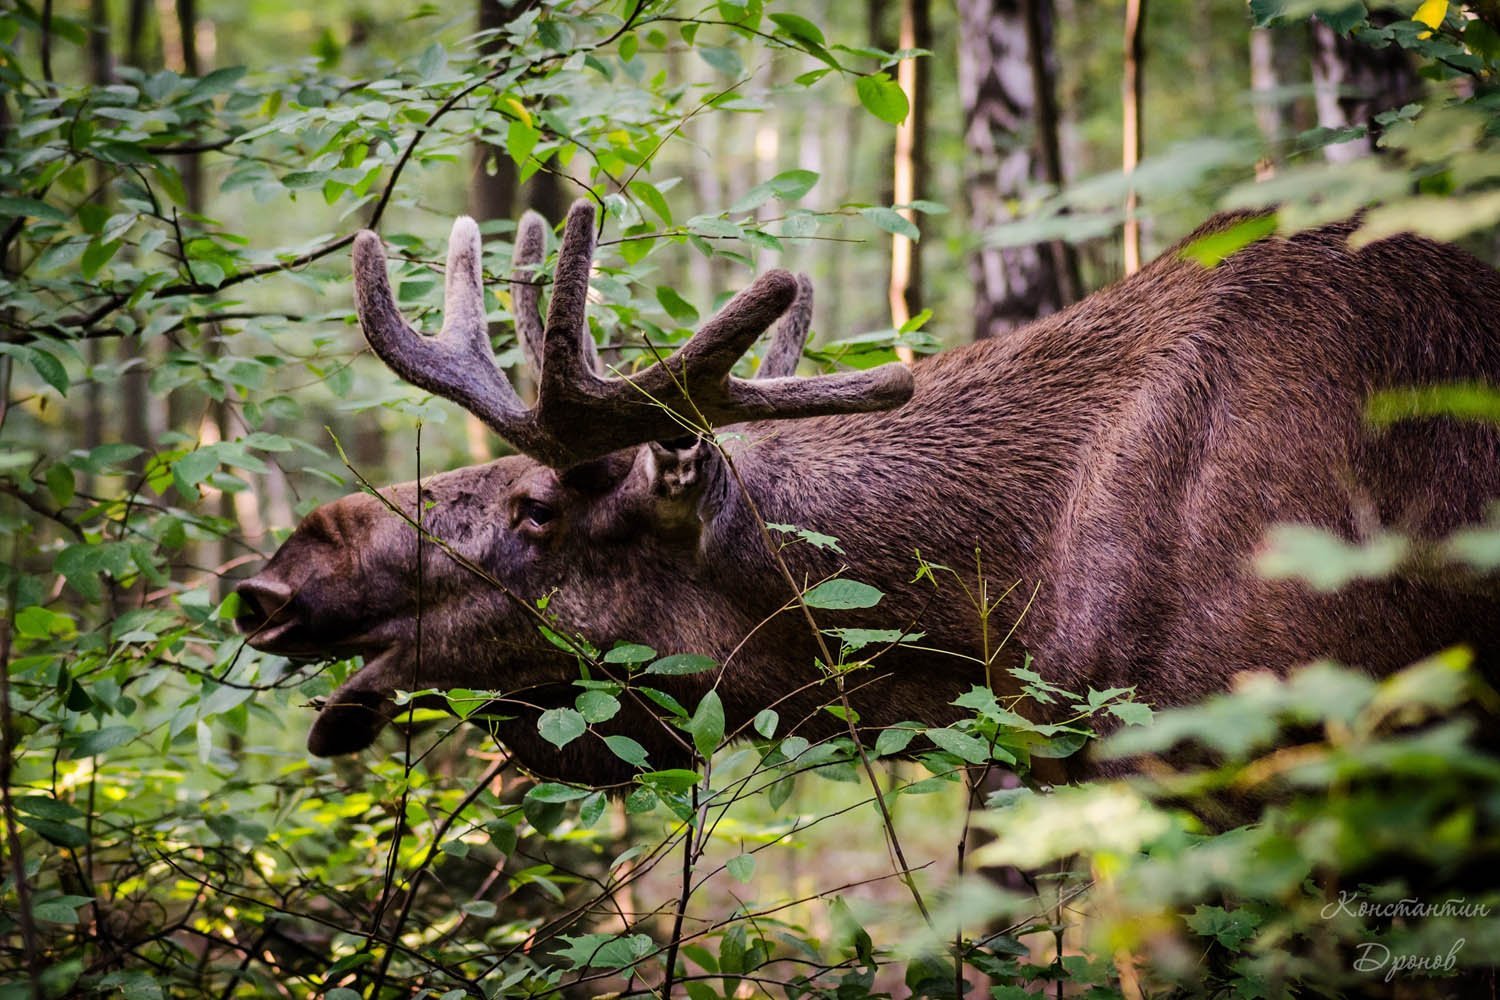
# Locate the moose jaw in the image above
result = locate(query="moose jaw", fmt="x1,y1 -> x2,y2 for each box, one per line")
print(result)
236,200 -> 1500,786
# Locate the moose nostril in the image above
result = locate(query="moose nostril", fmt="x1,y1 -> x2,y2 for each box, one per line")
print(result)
234,576 -> 294,634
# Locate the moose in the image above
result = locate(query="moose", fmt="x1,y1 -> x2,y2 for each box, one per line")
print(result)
236,200 -> 1500,785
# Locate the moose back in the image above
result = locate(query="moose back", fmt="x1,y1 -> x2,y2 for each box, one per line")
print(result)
236,204 -> 1500,784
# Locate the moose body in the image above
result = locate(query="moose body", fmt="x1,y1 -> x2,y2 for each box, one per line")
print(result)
237,205 -> 1500,785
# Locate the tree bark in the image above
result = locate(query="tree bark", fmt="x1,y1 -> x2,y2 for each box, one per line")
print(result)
120,0 -> 157,452
1024,0 -> 1080,303
84,0 -> 111,463
1309,12 -> 1421,163
1121,0 -> 1146,275
888,0 -> 930,356
957,0 -> 1072,339
1250,28 -> 1286,179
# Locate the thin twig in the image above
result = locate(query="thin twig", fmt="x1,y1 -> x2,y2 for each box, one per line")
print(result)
0,529 -> 43,1000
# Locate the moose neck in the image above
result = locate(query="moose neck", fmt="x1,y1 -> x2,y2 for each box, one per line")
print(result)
707,337 -> 1096,692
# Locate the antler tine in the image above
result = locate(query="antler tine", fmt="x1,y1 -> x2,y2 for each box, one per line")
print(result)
726,363 -> 915,420
758,273 -> 813,379
538,201 -> 605,400
352,221 -> 528,434
511,210 -> 548,374
634,269 -> 799,401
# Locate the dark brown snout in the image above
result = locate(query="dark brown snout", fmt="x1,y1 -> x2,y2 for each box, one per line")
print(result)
234,571 -> 327,655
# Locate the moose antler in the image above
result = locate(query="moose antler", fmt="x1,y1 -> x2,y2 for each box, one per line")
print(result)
352,200 -> 914,467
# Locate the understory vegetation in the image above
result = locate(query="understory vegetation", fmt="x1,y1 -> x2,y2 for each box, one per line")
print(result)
3,0 -> 1500,997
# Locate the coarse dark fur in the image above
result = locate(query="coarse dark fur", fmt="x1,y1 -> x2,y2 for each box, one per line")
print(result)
238,213 -> 1500,787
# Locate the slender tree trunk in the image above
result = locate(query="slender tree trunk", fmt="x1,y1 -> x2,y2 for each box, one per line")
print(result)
1309,12 -> 1421,162
1121,0 -> 1146,275
120,0 -> 156,452
888,0 -> 930,361
83,0 -> 112,465
957,0 -> 1070,338
1024,0 -> 1080,303
1250,27 -> 1286,179
469,0 -> 520,458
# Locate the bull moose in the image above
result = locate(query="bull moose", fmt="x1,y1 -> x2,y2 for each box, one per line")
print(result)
235,200 -> 1500,784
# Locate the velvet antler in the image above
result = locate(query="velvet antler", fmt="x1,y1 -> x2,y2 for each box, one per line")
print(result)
353,200 -> 913,467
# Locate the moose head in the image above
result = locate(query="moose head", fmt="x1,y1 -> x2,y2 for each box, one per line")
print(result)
235,201 -> 915,778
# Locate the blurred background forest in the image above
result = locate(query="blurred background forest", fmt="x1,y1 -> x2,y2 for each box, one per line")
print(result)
4,0 -> 1500,997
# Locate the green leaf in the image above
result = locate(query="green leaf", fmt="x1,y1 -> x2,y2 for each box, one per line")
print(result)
630,180 -> 672,225
69,725 -> 138,757
687,215 -> 743,240
15,795 -> 82,821
172,449 -> 219,496
526,782 -> 592,804
803,579 -> 884,610
1255,524 -> 1409,592
926,727 -> 991,764
688,690 -> 724,759
655,286 -> 700,324
538,708 -> 586,748
646,653 -> 719,676
875,724 -> 919,757
45,463 -> 75,507
28,348 -> 69,396
769,12 -> 826,45
1368,383 -> 1500,426
825,627 -> 918,653
604,734 -> 650,768
1109,701 -> 1154,727
32,895 -> 93,924
417,42 -> 447,79
855,72 -> 909,124
0,197 -> 68,222
1178,213 -> 1278,267
726,853 -> 755,883
553,932 -> 654,970
14,606 -> 75,640
576,690 -> 621,724
639,686 -> 689,717
604,642 -> 656,665
753,709 -> 778,738
698,45 -> 743,78
18,815 -> 89,848
768,169 -> 819,200
860,206 -> 920,240
638,769 -> 702,792
766,523 -> 844,553
506,118 -> 540,166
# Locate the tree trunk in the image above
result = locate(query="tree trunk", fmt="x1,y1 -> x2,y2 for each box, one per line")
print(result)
1250,28 -> 1286,179
888,0 -> 930,358
957,0 -> 1072,339
1309,12 -> 1421,163
1025,0 -> 1080,303
1121,0 -> 1146,275
120,0 -> 156,452
83,0 -> 111,464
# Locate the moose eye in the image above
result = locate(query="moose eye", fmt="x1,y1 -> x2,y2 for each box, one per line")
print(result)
516,499 -> 556,529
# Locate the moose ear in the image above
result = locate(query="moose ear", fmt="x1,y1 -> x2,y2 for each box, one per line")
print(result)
644,435 -> 711,500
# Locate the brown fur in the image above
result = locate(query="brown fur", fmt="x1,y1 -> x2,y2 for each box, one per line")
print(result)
239,216 -> 1500,785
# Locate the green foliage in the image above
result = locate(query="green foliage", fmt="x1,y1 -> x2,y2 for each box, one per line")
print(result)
2,0 -> 1499,998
